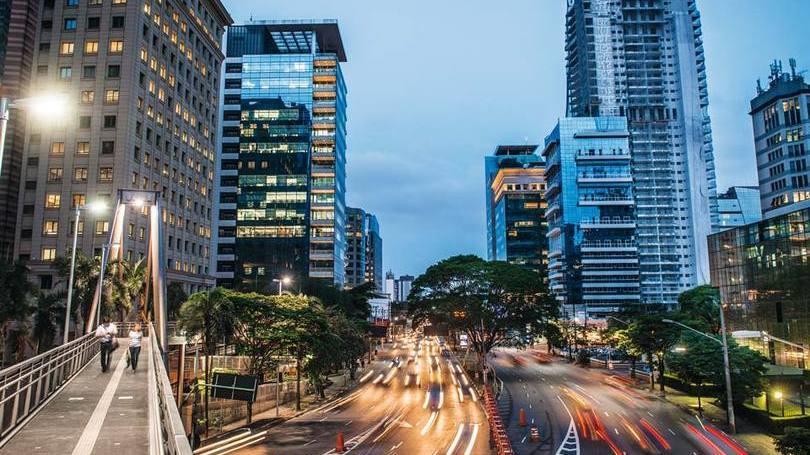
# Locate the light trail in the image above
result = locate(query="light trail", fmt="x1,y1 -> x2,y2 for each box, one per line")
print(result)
639,418 -> 671,451
359,371 -> 374,383
446,423 -> 465,455
372,373 -> 385,385
423,390 -> 430,409
438,389 -> 444,409
456,386 -> 464,402
463,424 -> 480,455
469,388 -> 478,402
704,425 -> 748,455
420,411 -> 439,436
685,423 -> 725,455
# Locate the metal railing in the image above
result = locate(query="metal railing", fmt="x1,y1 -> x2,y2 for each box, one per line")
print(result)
0,332 -> 99,446
148,321 -> 192,455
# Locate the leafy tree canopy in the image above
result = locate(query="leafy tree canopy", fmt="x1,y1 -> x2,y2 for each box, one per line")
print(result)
776,427 -> 810,455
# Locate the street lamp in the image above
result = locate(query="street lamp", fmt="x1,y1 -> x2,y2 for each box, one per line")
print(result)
0,93 -> 70,176
63,200 -> 108,343
273,276 -> 291,295
775,390 -> 785,417
663,315 -> 736,434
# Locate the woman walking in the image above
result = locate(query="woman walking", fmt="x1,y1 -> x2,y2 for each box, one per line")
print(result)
128,323 -> 143,372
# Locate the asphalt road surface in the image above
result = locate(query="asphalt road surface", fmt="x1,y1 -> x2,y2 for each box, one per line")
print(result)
232,335 -> 490,454
493,348 -> 752,455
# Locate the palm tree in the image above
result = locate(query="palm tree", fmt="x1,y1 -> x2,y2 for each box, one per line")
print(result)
177,288 -> 235,435
106,258 -> 147,321
0,262 -> 35,365
54,251 -> 100,335
32,292 -> 66,353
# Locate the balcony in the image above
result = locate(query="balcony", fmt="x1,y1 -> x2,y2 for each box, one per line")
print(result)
309,251 -> 333,260
578,195 -> 634,206
546,226 -> 561,238
579,217 -> 636,229
311,165 -> 335,176
576,150 -> 630,161
577,172 -> 633,183
580,240 -> 637,252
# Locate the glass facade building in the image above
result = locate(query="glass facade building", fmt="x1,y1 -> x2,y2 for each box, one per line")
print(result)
364,213 -> 383,291
709,207 -> 810,369
484,145 -> 547,276
718,186 -> 762,229
565,0 -> 718,309
216,20 -> 348,288
543,117 -> 639,319
345,207 -> 367,288
750,60 -> 810,218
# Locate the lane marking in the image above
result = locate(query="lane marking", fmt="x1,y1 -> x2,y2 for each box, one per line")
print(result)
118,396 -> 133,400
604,411 -> 610,417
646,411 -> 654,418
68,397 -> 84,401
71,353 -> 128,455
614,428 -> 620,435
668,428 -> 676,436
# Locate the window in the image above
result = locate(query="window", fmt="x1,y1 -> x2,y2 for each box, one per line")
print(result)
39,274 -> 53,289
95,220 -> 110,235
37,65 -> 48,76
104,89 -> 119,104
45,193 -> 61,208
50,142 -> 65,155
101,141 -> 114,154
107,64 -> 120,78
87,17 -> 100,29
108,40 -> 123,53
42,248 -> 57,262
71,193 -> 86,208
76,141 -> 90,155
70,219 -> 84,235
47,168 -> 63,182
25,180 -> 36,190
41,20 -> 53,30
64,18 -> 77,30
80,90 -> 94,103
58,66 -> 72,80
43,220 -> 59,236
89,0 -> 101,4
112,16 -> 125,28
112,0 -> 126,4
73,167 -> 88,182
82,65 -> 96,79
84,40 -> 98,54
38,42 -> 50,52
27,157 -> 38,166
59,41 -> 74,55
98,167 -> 113,182
103,115 -> 116,128
79,116 -> 91,128
65,0 -> 78,6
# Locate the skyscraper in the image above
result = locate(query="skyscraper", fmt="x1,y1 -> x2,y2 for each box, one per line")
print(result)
717,186 -> 761,229
544,117 -> 639,319
484,145 -> 547,275
565,0 -> 718,308
364,212 -> 382,290
749,59 -> 810,218
215,20 -> 348,289
344,207 -> 367,288
15,0 -> 231,293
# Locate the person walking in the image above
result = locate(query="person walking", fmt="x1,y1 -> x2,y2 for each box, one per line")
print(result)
128,323 -> 143,372
95,319 -> 117,372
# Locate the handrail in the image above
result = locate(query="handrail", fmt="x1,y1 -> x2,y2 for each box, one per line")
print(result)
148,321 -> 192,455
0,332 -> 99,446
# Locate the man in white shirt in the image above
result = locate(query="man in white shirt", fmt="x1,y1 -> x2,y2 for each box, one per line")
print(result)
94,319 -> 117,372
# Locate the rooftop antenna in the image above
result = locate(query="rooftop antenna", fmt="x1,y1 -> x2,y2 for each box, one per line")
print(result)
789,58 -> 797,78
249,13 -> 253,23
756,78 -> 763,95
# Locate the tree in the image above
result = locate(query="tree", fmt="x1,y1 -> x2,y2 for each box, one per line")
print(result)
776,427 -> 810,455
0,262 -> 35,364
31,292 -> 66,354
54,251 -> 100,335
667,332 -> 718,413
626,314 -> 680,394
167,282 -> 188,320
178,288 -> 236,434
542,322 -> 564,353
677,285 -> 721,334
408,255 -> 558,370
107,258 -> 147,321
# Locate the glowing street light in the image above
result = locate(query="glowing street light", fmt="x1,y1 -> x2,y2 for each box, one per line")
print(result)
63,201 -> 109,343
775,390 -> 785,417
273,276 -> 292,295
0,93 -> 71,176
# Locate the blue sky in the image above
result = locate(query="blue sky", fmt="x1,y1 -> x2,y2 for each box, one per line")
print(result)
222,0 -> 810,277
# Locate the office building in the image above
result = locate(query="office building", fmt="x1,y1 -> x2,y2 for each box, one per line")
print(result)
396,274 -> 413,302
215,20 -> 348,289
565,0 -> 718,309
543,117 -> 639,319
14,0 -> 231,293
0,0 -> 38,260
384,270 -> 395,301
709,207 -> 810,370
344,207 -> 366,288
717,186 -> 761,229
364,212 -> 382,290
484,145 -> 547,275
750,59 -> 810,218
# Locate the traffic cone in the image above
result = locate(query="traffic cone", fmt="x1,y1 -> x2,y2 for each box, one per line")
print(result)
519,408 -> 527,427
336,432 -> 345,453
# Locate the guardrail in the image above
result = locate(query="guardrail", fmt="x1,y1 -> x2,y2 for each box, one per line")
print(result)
0,332 -> 99,446
483,385 -> 513,454
148,321 -> 192,455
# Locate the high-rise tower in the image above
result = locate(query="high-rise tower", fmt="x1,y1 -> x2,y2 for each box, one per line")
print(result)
565,0 -> 718,308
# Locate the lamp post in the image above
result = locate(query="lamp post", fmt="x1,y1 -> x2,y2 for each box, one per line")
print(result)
605,316 -> 630,369
63,201 -> 108,343
662,316 -> 736,434
0,94 -> 69,176
775,390 -> 785,417
273,276 -> 291,295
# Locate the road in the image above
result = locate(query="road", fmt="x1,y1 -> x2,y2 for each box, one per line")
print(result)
493,348 -> 751,455
230,335 -> 490,454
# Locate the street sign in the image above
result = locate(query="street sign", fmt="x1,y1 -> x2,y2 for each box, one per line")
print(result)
211,373 -> 258,402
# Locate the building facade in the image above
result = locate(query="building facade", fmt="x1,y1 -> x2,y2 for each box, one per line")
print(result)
717,186 -> 761,229
543,117 -> 639,319
484,145 -> 547,275
215,20 -> 348,289
344,206 -> 366,288
364,212 -> 382,290
565,0 -> 718,309
14,0 -> 230,293
709,207 -> 810,369
750,59 -> 810,218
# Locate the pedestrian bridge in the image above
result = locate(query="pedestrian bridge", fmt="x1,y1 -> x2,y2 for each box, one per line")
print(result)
0,322 -> 190,454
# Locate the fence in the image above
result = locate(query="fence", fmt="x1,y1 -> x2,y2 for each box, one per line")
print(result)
483,385 -> 513,455
0,332 -> 99,446
148,321 -> 193,454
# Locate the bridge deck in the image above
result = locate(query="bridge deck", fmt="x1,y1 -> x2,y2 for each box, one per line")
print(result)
1,338 -> 152,455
